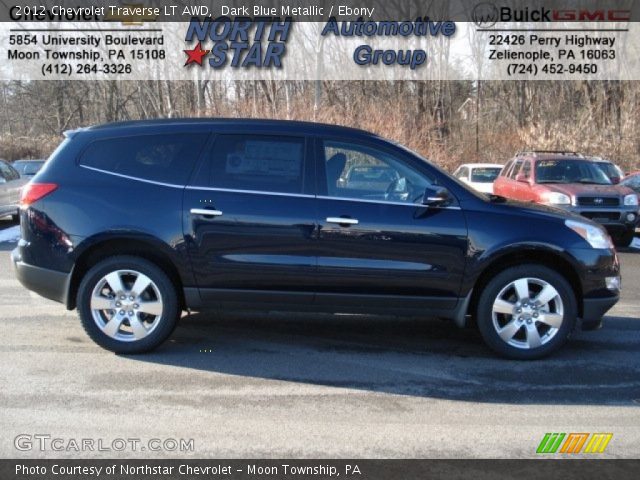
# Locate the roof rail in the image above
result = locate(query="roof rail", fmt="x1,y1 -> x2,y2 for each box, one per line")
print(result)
516,150 -> 583,157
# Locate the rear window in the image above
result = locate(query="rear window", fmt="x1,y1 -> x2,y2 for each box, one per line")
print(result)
204,134 -> 305,194
471,167 -> 502,183
79,134 -> 209,184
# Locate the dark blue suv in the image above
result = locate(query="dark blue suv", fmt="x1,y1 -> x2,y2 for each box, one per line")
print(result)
12,119 -> 621,359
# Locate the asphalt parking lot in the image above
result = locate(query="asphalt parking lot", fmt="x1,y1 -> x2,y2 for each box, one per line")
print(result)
0,216 -> 639,459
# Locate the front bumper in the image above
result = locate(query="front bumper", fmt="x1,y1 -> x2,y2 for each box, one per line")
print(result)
11,247 -> 70,305
582,295 -> 618,322
563,205 -> 639,230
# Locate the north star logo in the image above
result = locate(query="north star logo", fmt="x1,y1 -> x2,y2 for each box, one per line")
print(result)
184,42 -> 209,66
182,16 -> 292,69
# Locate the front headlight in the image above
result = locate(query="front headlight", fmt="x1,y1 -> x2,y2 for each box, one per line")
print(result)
565,220 -> 613,249
624,194 -> 638,206
541,191 -> 571,205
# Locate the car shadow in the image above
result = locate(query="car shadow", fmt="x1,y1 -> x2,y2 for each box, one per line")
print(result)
127,310 -> 640,406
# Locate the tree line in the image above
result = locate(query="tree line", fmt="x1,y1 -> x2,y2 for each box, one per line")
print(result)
0,80 -> 637,171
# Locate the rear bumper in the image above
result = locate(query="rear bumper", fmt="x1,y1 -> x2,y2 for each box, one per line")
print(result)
11,247 -> 70,305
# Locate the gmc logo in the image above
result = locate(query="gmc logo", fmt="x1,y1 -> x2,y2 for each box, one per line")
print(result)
553,9 -> 631,21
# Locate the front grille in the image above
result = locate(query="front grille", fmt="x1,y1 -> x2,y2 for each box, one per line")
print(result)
577,196 -> 619,207
580,211 -> 620,221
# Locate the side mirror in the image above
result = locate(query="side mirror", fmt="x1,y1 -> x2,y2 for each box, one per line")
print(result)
422,186 -> 452,206
515,173 -> 530,183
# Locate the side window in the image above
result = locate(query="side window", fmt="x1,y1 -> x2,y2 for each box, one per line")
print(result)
456,167 -> 469,180
207,135 -> 305,194
521,161 -> 531,179
0,161 -> 17,181
508,160 -> 523,179
501,160 -> 514,178
9,165 -> 20,180
323,140 -> 432,204
79,133 -> 209,185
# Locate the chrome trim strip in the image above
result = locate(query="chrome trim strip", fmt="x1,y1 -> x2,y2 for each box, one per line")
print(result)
326,217 -> 359,225
79,165 -> 184,189
76,171 -> 462,211
190,208 -> 223,216
185,185 -> 315,199
317,195 -> 462,210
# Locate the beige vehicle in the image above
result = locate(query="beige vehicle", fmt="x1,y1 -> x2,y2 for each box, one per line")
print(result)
0,160 -> 29,221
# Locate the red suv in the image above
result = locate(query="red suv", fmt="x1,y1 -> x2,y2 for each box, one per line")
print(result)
494,151 -> 639,246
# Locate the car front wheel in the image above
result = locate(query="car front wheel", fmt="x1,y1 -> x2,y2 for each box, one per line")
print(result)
77,256 -> 179,354
476,265 -> 577,360
613,228 -> 635,248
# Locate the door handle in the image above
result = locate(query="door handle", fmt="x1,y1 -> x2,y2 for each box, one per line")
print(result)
190,208 -> 223,217
326,217 -> 358,225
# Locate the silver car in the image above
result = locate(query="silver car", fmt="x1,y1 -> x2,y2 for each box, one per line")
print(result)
0,160 -> 28,221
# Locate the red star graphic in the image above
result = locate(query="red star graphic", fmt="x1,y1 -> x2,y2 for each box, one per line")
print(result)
184,42 -> 210,66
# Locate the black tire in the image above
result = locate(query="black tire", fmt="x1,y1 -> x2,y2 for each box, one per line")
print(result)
77,255 -> 179,354
11,210 -> 19,223
613,228 -> 635,248
476,264 -> 577,360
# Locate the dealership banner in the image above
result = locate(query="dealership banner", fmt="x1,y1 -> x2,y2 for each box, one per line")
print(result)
0,0 -> 639,80
2,459 -> 640,480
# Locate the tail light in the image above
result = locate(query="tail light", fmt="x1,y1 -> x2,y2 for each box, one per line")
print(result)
20,183 -> 58,206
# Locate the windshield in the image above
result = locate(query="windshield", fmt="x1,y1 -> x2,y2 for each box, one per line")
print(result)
471,167 -> 502,183
535,159 -> 612,185
348,166 -> 397,183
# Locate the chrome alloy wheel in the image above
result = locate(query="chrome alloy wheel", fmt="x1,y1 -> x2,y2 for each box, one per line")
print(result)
90,270 -> 163,342
491,277 -> 564,350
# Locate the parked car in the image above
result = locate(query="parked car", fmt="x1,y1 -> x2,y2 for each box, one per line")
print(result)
494,151 -> 639,246
12,120 -> 621,359
13,159 -> 45,178
590,158 -> 624,184
338,165 -> 399,192
620,172 -> 640,194
453,163 -> 504,194
0,159 -> 29,221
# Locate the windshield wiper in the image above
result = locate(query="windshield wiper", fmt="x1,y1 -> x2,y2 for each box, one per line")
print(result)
575,180 -> 610,185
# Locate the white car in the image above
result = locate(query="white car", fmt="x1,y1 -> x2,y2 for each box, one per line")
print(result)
453,163 -> 504,194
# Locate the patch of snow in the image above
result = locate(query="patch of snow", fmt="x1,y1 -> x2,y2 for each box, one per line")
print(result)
0,226 -> 20,243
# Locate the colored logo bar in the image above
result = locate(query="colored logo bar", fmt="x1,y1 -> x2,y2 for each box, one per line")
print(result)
537,433 -> 612,454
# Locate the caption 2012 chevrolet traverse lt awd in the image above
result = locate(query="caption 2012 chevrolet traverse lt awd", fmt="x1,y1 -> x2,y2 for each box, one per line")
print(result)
12,119 -> 621,359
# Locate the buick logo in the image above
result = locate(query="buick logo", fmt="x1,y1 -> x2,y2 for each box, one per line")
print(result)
594,198 -> 604,204
472,2 -> 499,27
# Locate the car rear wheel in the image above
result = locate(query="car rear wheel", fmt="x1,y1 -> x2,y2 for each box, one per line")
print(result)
77,256 -> 179,354
476,265 -> 577,360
